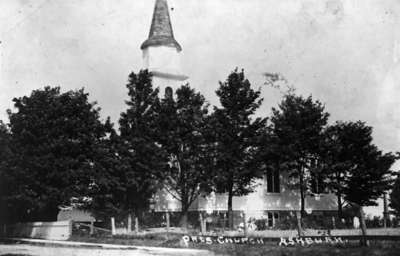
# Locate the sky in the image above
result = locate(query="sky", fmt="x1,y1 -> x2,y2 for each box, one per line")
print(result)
1,0 -> 400,215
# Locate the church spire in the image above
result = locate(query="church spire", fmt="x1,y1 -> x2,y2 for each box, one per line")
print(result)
141,0 -> 182,52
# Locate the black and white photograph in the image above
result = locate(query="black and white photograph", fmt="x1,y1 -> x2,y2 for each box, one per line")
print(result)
0,0 -> 399,255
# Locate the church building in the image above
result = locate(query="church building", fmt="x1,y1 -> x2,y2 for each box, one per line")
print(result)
142,0 -> 338,228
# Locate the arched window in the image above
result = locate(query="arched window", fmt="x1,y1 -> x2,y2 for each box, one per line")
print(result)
266,169 -> 280,193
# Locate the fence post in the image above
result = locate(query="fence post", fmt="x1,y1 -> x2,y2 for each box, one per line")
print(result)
243,212 -> 247,237
127,214 -> 132,233
135,216 -> 139,233
166,212 -> 170,233
90,221 -> 94,235
223,213 -> 226,233
111,217 -> 116,236
199,212 -> 204,234
68,220 -> 72,238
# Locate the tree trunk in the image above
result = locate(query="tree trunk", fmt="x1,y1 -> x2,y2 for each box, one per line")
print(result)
243,212 -> 247,236
228,186 -> 234,230
358,206 -> 369,246
111,217 -> 116,236
179,211 -> 188,229
383,192 -> 389,228
296,211 -> 303,236
166,212 -> 170,232
299,167 -> 305,217
127,213 -> 132,232
179,194 -> 189,229
135,216 -> 139,233
337,193 -> 343,218
199,212 -> 206,234
90,221 -> 94,235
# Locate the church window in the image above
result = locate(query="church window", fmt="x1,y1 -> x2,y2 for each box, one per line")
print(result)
267,212 -> 273,227
266,169 -> 280,193
265,211 -> 279,227
309,157 -> 328,194
311,172 -> 327,194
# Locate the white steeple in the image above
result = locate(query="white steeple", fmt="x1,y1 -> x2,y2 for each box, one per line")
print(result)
141,0 -> 188,95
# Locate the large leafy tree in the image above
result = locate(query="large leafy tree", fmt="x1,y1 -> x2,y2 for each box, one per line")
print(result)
270,93 -> 329,217
212,69 -> 266,229
390,174 -> 400,217
157,85 -> 213,227
107,70 -> 168,219
344,144 -> 396,245
0,121 -> 19,223
322,121 -> 375,217
5,87 -> 112,221
323,121 -> 397,244
84,129 -> 124,220
343,146 -> 396,207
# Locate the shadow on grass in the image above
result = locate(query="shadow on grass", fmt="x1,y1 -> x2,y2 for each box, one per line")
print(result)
187,241 -> 400,256
69,234 -> 400,256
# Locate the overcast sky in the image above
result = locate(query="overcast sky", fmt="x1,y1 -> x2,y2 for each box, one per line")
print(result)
1,0 -> 400,217
1,0 -> 399,154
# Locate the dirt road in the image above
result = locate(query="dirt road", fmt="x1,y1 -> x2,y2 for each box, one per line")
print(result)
0,243 -> 215,256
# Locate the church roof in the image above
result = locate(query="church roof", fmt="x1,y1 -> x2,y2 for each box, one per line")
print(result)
141,0 -> 182,52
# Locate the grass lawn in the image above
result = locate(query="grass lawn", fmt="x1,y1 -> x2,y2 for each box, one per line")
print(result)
69,234 -> 400,256
193,243 -> 400,256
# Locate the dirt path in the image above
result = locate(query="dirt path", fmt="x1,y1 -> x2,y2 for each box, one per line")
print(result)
0,243 -> 215,256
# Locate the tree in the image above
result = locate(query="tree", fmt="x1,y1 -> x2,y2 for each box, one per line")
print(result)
343,146 -> 396,207
108,70 -> 168,220
84,129 -> 124,220
0,121 -> 18,223
212,69 -> 266,229
5,87 -> 112,221
323,121 -> 397,244
322,121 -> 375,217
270,93 -> 329,217
390,174 -> 400,217
322,120 -> 398,244
157,85 -> 213,228
344,145 -> 397,245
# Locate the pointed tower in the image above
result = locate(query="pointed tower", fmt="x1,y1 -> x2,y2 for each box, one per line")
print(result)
141,0 -> 188,94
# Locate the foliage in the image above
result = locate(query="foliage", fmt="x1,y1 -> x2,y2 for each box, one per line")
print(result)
324,121 -> 398,208
3,87 -> 112,221
1,68 -> 397,230
270,93 -> 329,214
0,121 -> 16,222
343,144 -> 397,207
322,121 -> 397,245
322,121 -> 376,215
390,174 -> 400,217
212,69 -> 266,228
89,70 -> 168,220
157,84 -> 213,226
84,130 -> 124,220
